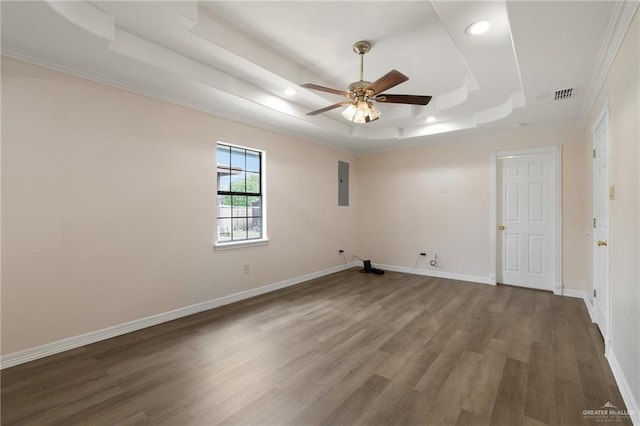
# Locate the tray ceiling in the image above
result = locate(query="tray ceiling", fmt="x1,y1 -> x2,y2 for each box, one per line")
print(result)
1,1 -> 631,152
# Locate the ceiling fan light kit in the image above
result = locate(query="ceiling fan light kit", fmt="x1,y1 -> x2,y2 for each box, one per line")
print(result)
342,100 -> 381,123
302,40 -> 432,124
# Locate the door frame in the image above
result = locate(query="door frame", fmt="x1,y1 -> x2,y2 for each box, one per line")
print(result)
489,146 -> 563,294
591,104 -> 611,350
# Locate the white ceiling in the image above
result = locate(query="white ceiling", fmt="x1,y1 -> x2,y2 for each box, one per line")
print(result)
1,1 -> 635,153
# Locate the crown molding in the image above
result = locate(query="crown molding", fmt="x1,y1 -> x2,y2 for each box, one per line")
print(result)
579,1 -> 639,127
0,45 -> 224,119
1,46 -> 354,153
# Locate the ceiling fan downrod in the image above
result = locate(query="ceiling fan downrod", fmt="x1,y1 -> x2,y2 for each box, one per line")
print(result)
352,40 -> 371,83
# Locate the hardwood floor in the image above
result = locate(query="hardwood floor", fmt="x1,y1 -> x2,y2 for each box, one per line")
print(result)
1,269 -> 630,425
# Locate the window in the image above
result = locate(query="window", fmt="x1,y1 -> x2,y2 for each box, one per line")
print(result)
216,143 -> 264,244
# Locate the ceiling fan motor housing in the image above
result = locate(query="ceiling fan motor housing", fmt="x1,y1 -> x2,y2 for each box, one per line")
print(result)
347,80 -> 374,101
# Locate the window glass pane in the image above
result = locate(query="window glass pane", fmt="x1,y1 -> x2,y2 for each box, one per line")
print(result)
218,172 -> 231,192
246,150 -> 260,172
245,172 -> 260,194
248,196 -> 261,217
232,218 -> 247,240
218,218 -> 231,242
231,147 -> 245,170
230,171 -> 245,192
217,195 -> 231,216
248,217 -> 262,240
217,145 -> 231,168
231,196 -> 248,218
218,195 -> 231,211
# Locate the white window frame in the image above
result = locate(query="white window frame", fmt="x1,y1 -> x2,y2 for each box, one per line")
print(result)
214,142 -> 268,250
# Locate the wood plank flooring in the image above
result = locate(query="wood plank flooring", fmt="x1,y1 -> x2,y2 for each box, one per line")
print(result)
1,269 -> 630,425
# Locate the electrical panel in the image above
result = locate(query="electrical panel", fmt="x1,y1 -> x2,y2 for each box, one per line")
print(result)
338,161 -> 349,206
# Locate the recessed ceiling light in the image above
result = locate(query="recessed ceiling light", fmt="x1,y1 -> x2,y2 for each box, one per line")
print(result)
426,116 -> 437,123
466,20 -> 491,36
283,88 -> 297,96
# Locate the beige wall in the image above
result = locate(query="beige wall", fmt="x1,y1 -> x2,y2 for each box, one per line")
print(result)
584,9 -> 639,415
356,126 -> 588,290
1,57 -> 358,355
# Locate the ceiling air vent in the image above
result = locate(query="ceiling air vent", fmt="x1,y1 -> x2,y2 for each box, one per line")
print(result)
554,88 -> 574,100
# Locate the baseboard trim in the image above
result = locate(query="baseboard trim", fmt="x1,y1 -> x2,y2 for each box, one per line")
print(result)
553,281 -> 563,296
562,288 -> 583,298
0,262 -> 358,370
606,348 -> 640,425
377,264 -> 494,285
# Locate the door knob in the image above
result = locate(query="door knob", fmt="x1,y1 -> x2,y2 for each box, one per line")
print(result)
597,240 -> 608,246
498,225 -> 506,230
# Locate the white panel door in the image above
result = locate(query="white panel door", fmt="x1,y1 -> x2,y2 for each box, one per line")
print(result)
593,111 -> 609,340
497,154 -> 554,290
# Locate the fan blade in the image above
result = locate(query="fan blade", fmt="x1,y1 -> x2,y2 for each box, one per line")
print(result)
374,94 -> 432,106
307,101 -> 351,116
364,70 -> 409,94
301,83 -> 347,96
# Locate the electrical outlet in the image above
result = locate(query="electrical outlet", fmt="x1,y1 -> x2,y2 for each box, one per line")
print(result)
419,251 -> 427,256
243,263 -> 250,274
338,249 -> 344,254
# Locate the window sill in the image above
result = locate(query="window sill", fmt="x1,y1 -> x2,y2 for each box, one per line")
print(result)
214,239 -> 269,251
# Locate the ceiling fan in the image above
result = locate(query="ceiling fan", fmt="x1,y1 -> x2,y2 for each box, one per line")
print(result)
301,41 -> 432,124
